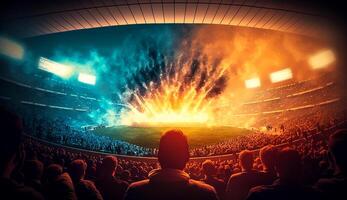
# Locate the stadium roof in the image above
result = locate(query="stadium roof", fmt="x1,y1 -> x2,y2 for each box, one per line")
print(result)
0,0 -> 337,39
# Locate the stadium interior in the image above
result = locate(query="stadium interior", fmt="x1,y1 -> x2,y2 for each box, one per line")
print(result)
0,1 -> 347,200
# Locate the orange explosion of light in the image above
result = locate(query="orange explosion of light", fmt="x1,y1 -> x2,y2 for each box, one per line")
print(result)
120,56 -> 229,126
118,26 -> 329,127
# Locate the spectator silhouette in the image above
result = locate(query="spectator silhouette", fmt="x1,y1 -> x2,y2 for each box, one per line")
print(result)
43,164 -> 77,200
201,160 -> 226,199
226,150 -> 269,200
120,170 -> 131,182
68,159 -> 103,200
124,129 -> 218,200
246,148 -> 320,200
0,107 -> 43,200
23,159 -> 44,193
86,159 -> 97,181
258,145 -> 278,183
95,156 -> 128,200
314,129 -> 347,200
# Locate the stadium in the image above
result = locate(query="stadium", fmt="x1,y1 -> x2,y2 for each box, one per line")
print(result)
0,1 -> 346,200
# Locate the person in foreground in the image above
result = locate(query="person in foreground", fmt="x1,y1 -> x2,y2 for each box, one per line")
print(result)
43,164 -> 77,200
124,129 -> 218,200
0,107 -> 43,199
95,156 -> 129,200
201,160 -> 226,199
68,159 -> 103,200
246,148 -> 320,200
225,150 -> 274,200
314,129 -> 347,200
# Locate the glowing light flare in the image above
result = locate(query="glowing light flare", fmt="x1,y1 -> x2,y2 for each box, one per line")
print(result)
0,37 -> 24,60
38,57 -> 74,78
270,68 -> 293,83
120,85 -> 212,126
309,49 -> 335,69
122,110 -> 209,126
78,73 -> 96,85
245,77 -> 261,88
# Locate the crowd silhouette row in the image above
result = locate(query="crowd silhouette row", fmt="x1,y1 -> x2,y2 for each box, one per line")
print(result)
1,107 -> 347,200
22,103 -> 347,158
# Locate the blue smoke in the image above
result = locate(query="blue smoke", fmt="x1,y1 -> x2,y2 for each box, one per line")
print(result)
43,25 -> 179,125
3,25 -> 227,126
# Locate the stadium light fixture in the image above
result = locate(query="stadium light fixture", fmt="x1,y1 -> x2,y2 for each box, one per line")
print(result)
78,73 -> 96,85
0,37 -> 24,60
270,68 -> 293,83
309,49 -> 335,69
245,77 -> 261,88
38,57 -> 74,78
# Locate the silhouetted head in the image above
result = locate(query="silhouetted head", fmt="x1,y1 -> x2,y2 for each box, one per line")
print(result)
100,156 -> 118,176
23,160 -> 44,181
45,164 -> 63,182
329,129 -> 347,172
202,160 -> 216,177
120,170 -> 131,180
158,129 -> 189,170
0,107 -> 23,177
68,159 -> 87,181
239,150 -> 254,171
275,148 -> 301,182
259,145 -> 277,172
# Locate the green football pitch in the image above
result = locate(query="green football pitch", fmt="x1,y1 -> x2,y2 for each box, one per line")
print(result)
93,126 -> 251,148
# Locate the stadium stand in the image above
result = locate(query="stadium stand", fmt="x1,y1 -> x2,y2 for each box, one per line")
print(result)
1,62 -> 346,200
1,107 -> 346,200
0,46 -> 346,200
1,71 -> 347,157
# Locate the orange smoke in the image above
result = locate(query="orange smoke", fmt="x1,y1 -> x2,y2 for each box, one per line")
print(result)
120,26 -> 331,126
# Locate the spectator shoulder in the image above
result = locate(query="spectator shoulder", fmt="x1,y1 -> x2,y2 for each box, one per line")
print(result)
189,179 -> 217,193
82,179 -> 97,188
314,177 -> 339,191
246,185 -> 272,200
128,179 -> 150,189
249,185 -> 269,194
124,179 -> 150,200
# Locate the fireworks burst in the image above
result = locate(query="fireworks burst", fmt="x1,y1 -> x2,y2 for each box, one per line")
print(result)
120,51 -> 229,126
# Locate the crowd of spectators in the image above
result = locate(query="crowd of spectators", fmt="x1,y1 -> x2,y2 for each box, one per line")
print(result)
1,107 -> 347,200
3,70 -> 345,158
192,104 -> 347,156
20,102 -> 347,159
23,116 -> 157,157
2,67 -> 346,199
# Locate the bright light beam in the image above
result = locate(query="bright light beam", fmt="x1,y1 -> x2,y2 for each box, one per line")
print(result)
270,68 -> 293,83
38,57 -> 74,78
309,49 -> 335,69
245,77 -> 261,88
78,73 -> 96,85
0,37 -> 24,60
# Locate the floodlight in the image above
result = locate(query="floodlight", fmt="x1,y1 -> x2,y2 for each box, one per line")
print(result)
270,68 -> 292,83
38,57 -> 74,78
78,73 -> 96,85
245,77 -> 261,88
309,49 -> 335,69
0,37 -> 24,60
